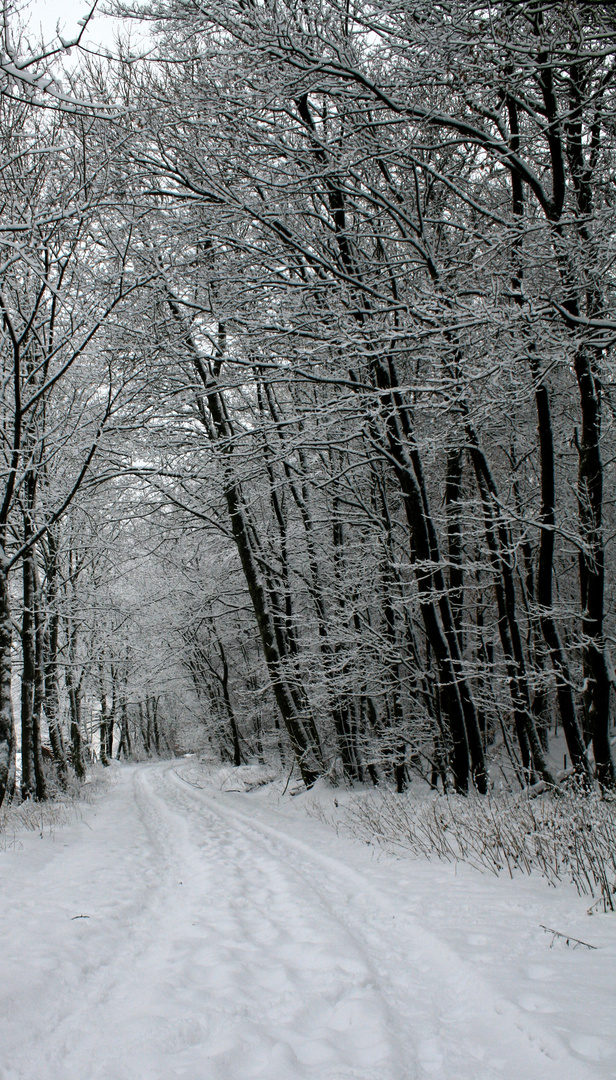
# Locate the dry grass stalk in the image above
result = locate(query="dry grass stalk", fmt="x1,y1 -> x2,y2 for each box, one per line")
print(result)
343,787 -> 616,912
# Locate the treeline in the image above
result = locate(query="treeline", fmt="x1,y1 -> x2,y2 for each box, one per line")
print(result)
0,1 -> 615,800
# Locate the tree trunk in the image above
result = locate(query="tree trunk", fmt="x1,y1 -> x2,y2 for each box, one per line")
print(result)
177,307 -> 325,787
66,624 -> 86,779
219,650 -> 242,768
0,562 -> 16,807
68,682 -> 86,779
371,357 -> 487,792
445,448 -> 464,640
32,558 -> 47,800
573,351 -> 614,788
263,384 -> 363,780
466,432 -> 555,786
565,52 -> 614,787
117,694 -> 131,759
99,687 -> 110,766
139,701 -> 150,754
42,529 -> 68,786
532,363 -> 591,780
21,548 -> 37,799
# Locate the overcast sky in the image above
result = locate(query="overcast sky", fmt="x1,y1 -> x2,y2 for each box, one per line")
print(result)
26,0 -> 139,55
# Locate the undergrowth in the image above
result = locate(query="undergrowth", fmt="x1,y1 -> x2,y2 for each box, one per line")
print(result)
340,786 -> 616,912
0,766 -> 111,850
0,796 -> 80,848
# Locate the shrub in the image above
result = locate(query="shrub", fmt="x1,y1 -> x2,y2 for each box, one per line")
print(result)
343,786 -> 616,912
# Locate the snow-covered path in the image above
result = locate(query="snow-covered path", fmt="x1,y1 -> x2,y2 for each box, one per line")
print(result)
1,761 -> 614,1080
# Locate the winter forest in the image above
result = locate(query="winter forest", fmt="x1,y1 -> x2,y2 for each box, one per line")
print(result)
1,0 -> 615,800
1,2 -> 616,1078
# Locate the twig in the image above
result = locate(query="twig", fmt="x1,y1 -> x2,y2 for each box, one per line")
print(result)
281,761 -> 296,796
540,925 -> 597,950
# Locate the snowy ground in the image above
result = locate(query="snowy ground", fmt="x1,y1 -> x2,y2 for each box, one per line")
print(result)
0,760 -> 614,1080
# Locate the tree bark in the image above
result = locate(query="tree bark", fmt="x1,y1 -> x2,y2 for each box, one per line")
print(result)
0,561 -> 16,807
445,448 -> 464,640
21,548 -> 37,799
532,363 -> 591,780
99,686 -> 110,766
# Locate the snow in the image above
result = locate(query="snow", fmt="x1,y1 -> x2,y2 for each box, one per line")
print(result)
0,760 -> 614,1080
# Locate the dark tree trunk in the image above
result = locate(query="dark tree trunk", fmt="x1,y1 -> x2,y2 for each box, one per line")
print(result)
445,448 -> 464,640
148,696 -> 161,754
42,529 -> 68,786
382,419 -> 474,791
108,670 -> 118,760
68,682 -> 86,779
21,548 -> 37,799
267,389 -> 363,783
139,701 -> 150,754
570,348 -> 613,787
0,561 -> 16,807
66,631 -> 85,779
218,643 -> 242,768
225,479 -> 323,783
466,428 -> 555,786
532,363 -> 591,780
21,545 -> 46,798
370,357 -> 487,792
565,53 -> 614,787
32,559 -> 47,800
506,85 -> 590,784
99,688 -> 110,767
187,323 -> 324,786
117,694 -> 131,759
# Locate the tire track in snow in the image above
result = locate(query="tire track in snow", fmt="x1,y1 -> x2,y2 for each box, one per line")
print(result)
163,761 -> 605,1080
1,761 -> 606,1080
0,766 -> 181,1080
5,761 -> 406,1080
135,761 -> 410,1080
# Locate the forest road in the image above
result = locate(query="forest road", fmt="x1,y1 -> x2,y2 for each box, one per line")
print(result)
0,760 -> 610,1080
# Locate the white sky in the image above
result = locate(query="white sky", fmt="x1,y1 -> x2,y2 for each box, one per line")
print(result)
24,0 -> 142,56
